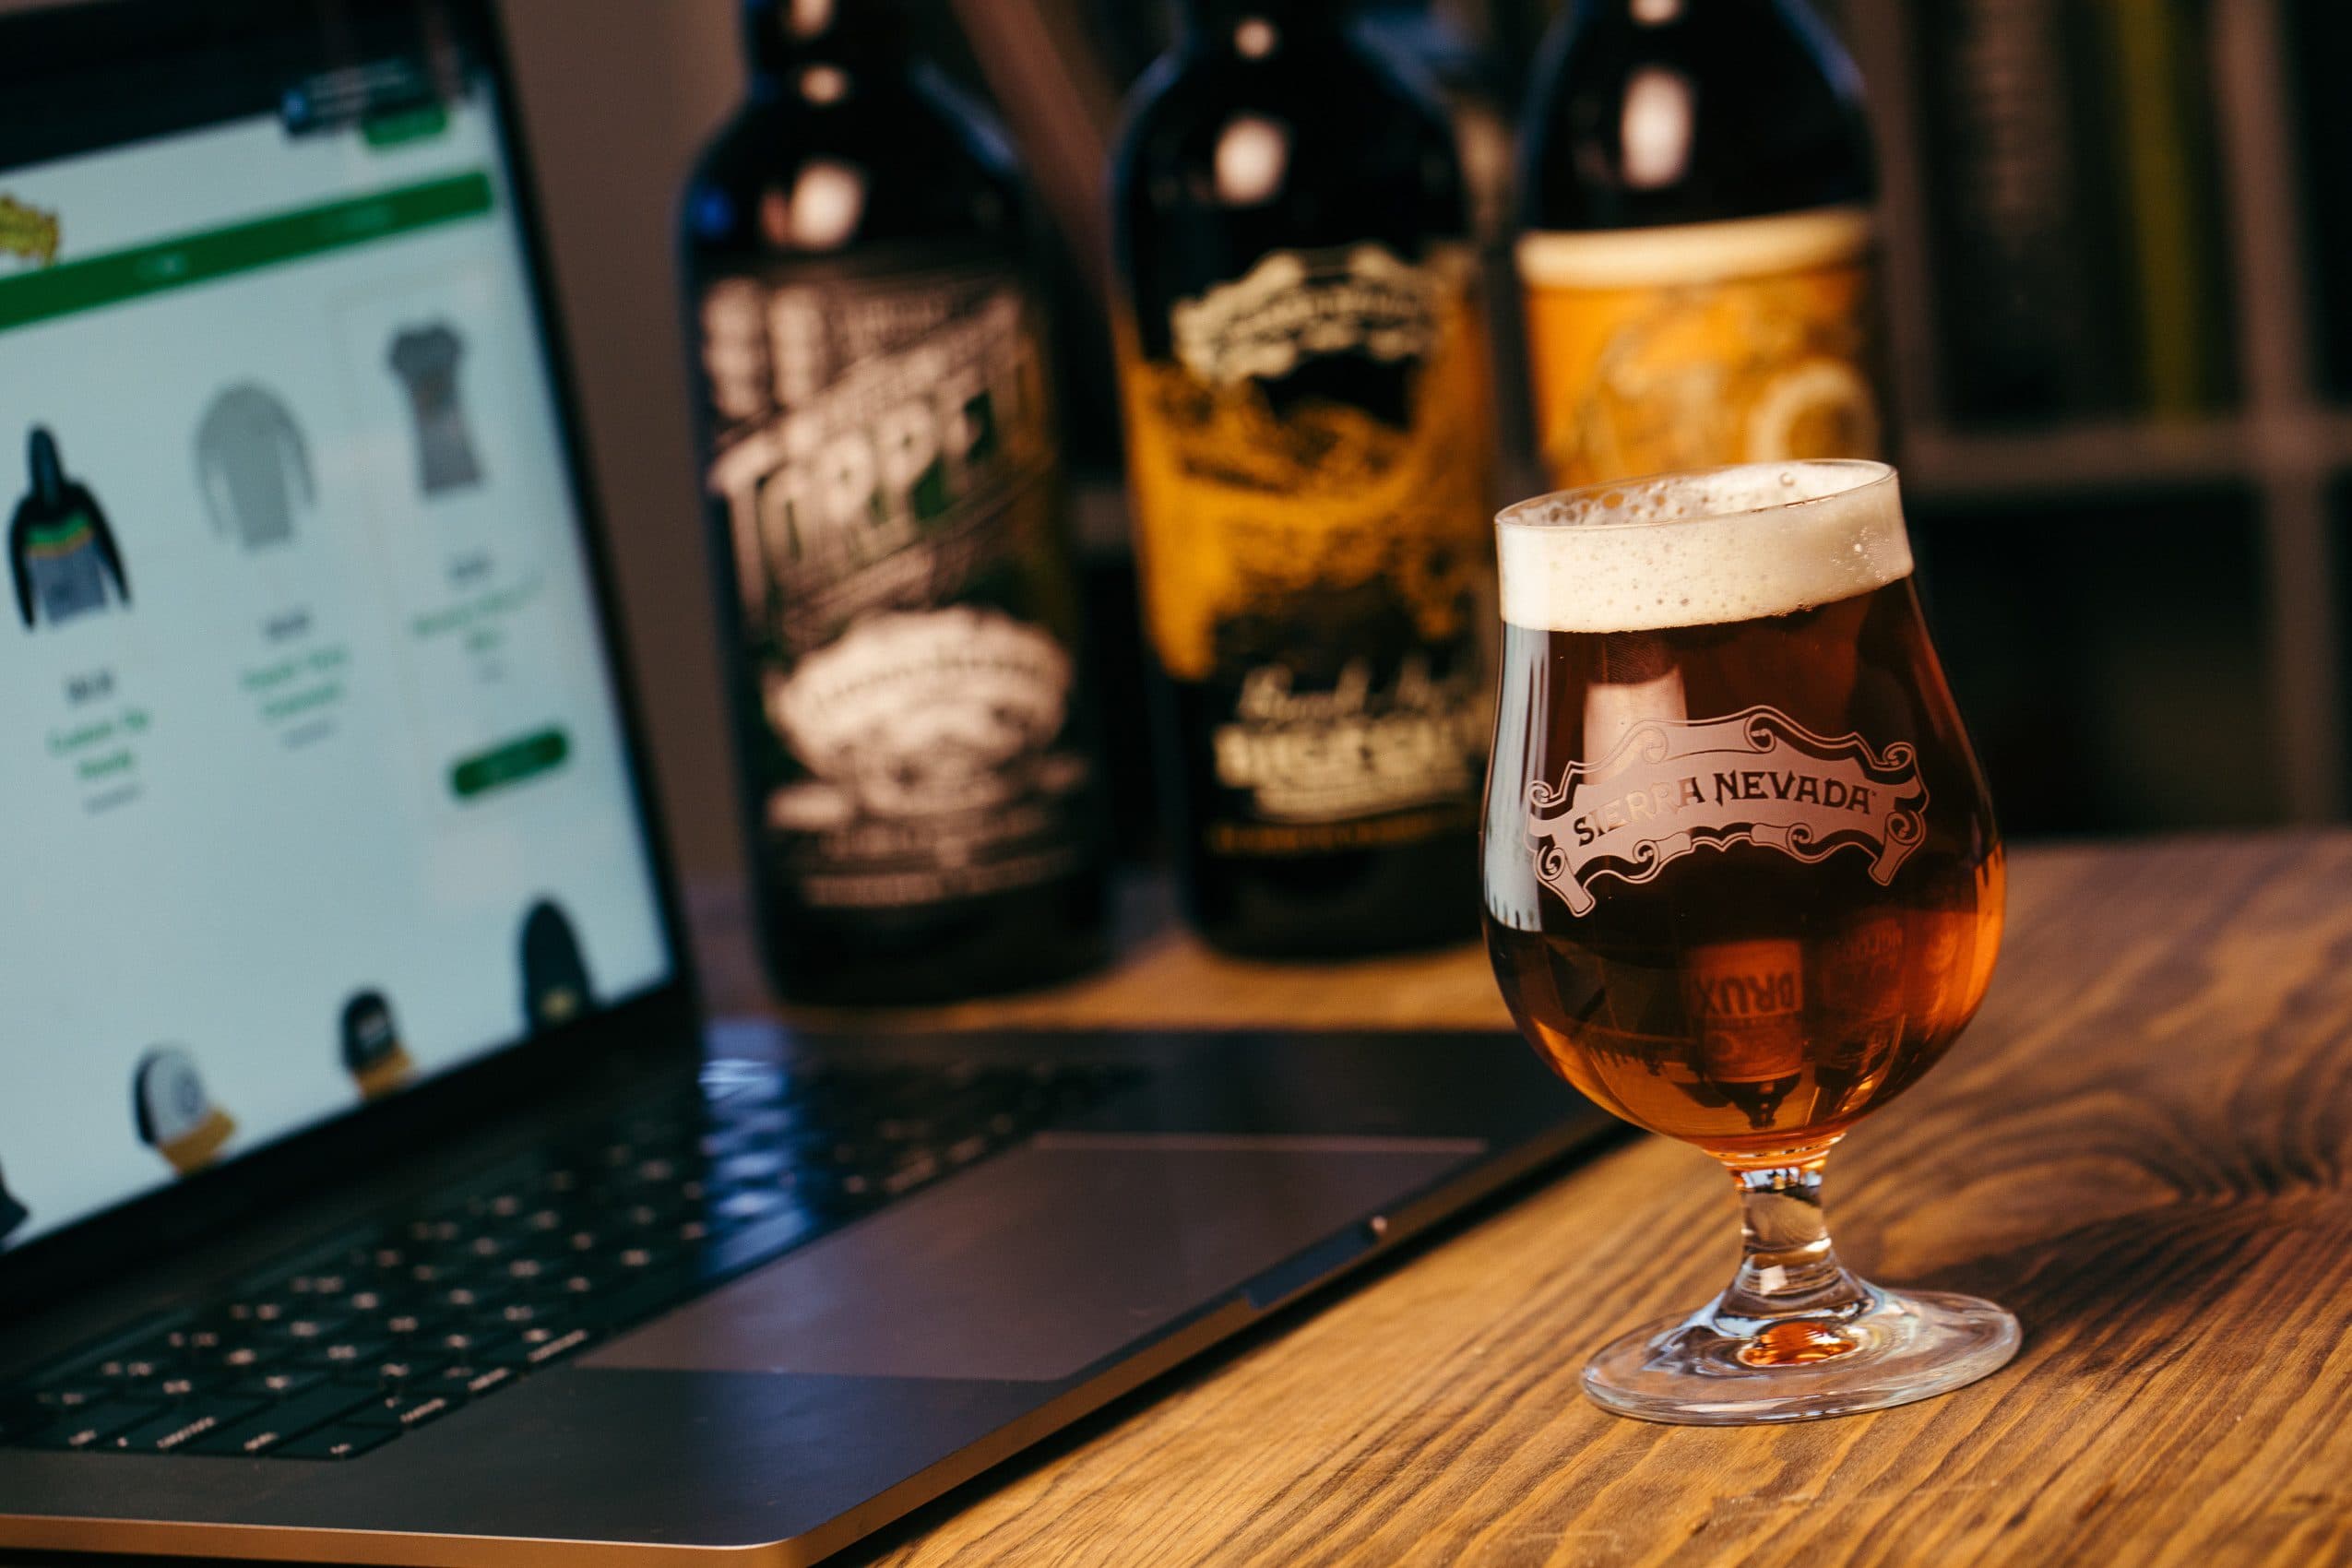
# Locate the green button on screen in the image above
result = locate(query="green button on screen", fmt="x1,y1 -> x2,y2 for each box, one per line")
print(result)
450,728 -> 569,800
362,104 -> 452,149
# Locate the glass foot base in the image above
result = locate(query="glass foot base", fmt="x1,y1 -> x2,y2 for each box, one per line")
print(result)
1583,1286 -> 2021,1426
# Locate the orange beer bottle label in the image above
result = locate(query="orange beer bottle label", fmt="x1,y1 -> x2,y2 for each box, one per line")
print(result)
1517,206 -> 1881,488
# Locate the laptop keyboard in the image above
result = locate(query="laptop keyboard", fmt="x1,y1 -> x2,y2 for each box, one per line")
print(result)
0,1055 -> 1139,1460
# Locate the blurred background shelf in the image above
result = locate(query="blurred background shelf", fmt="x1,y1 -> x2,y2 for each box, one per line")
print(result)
1901,415 -> 2352,499
495,0 -> 2352,876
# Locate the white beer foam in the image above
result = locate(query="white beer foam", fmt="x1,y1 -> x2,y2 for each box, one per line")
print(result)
1496,461 -> 1912,633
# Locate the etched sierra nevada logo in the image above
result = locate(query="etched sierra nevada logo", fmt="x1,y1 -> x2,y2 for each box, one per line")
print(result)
1527,706 -> 1928,916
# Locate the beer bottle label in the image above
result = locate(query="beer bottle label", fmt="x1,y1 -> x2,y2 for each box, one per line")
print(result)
1119,243 -> 1496,853
698,262 -> 1091,910
1517,206 -> 1881,489
1681,939 -> 1808,1085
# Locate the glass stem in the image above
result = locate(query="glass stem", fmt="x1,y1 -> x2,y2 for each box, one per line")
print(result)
1713,1158 -> 1876,1330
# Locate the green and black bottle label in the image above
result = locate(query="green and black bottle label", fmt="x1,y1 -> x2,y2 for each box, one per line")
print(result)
698,262 -> 1091,910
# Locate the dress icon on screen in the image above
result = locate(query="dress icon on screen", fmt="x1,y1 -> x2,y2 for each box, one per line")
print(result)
519,899 -> 594,1033
341,990 -> 415,1100
387,323 -> 484,495
0,1158 -> 27,1244
196,383 -> 314,550
10,427 -> 128,629
132,1045 -> 237,1176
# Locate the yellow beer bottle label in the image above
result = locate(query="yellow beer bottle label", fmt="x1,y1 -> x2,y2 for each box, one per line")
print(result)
1118,244 -> 1496,849
1517,205 -> 1880,489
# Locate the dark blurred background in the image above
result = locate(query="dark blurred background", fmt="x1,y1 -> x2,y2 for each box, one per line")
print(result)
500,0 -> 2348,887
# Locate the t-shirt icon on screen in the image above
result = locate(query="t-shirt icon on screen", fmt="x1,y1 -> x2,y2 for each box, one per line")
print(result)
388,323 -> 484,496
10,427 -> 129,630
341,990 -> 414,1100
196,384 -> 314,550
133,1045 -> 237,1176
0,1158 -> 28,1244
520,899 -> 594,1033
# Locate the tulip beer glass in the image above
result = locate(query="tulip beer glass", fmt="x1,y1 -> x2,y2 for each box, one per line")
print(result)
1481,460 -> 2017,1423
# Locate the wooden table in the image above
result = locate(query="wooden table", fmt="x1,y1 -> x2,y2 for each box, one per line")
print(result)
33,833 -> 2352,1566
731,833 -> 2352,1567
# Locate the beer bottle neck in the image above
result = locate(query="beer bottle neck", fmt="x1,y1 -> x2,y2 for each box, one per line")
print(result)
741,0 -> 909,79
1180,0 -> 1352,56
1575,0 -> 1782,19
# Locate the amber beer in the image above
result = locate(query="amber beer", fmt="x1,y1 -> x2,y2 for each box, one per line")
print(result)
1481,462 -> 2002,1161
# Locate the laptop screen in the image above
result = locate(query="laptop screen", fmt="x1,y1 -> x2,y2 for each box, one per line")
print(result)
0,1 -> 674,1250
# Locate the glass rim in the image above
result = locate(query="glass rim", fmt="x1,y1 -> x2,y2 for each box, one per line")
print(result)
1494,459 -> 1898,537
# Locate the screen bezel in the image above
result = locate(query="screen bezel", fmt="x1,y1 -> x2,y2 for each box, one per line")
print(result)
0,0 -> 702,1327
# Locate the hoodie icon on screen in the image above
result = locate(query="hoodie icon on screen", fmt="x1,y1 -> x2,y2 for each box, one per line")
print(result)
11,427 -> 128,629
519,899 -> 594,1033
133,1045 -> 237,1176
341,990 -> 416,1100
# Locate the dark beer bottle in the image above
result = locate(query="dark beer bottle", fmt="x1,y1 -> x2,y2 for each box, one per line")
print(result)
1111,0 -> 1498,957
683,0 -> 1109,1004
1517,0 -> 1880,487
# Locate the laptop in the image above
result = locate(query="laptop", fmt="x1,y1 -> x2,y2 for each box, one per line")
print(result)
0,1 -> 1613,1561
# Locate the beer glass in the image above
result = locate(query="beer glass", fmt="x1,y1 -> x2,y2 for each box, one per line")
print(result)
1481,460 -> 2016,1424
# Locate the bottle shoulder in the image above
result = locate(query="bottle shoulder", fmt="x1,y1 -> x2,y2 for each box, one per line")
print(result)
1111,38 -> 1472,302
1112,42 -> 1467,231
1519,5 -> 1873,232
683,71 -> 1027,267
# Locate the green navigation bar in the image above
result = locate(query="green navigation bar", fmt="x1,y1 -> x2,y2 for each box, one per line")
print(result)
0,171 -> 494,334
450,727 -> 571,801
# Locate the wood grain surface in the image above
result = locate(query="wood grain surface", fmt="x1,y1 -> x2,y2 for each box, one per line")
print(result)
762,832 -> 2352,1567
27,835 -> 2352,1567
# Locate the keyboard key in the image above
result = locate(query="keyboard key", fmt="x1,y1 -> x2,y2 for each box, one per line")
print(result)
187,1386 -> 381,1456
108,1399 -> 264,1453
276,1316 -> 349,1345
274,1423 -> 399,1460
426,1364 -> 514,1399
229,1369 -> 328,1399
348,1392 -> 458,1431
434,1283 -> 509,1313
92,1357 -> 168,1385
34,1386 -> 108,1410
337,1355 -> 448,1389
24,1399 -> 163,1450
301,1336 -> 390,1370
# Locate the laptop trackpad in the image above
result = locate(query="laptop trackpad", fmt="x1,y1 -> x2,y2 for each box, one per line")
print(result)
585,1134 -> 1481,1384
